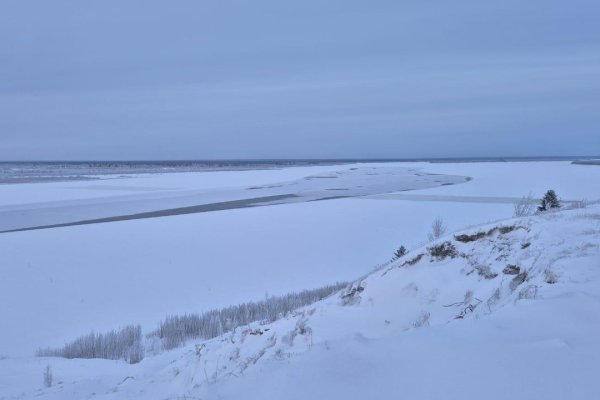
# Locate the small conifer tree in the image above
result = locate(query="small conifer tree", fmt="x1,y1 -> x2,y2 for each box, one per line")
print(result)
394,245 -> 408,259
538,190 -> 561,212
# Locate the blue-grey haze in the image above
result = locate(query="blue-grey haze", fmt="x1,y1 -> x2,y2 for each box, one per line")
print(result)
1,0 -> 599,160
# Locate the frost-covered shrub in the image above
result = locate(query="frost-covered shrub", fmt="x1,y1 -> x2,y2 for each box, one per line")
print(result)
127,340 -> 145,364
37,325 -> 144,364
427,217 -> 447,241
475,264 -> 498,279
229,347 -> 241,361
454,225 -> 517,243
428,241 -> 458,260
274,348 -> 287,359
497,225 -> 517,235
486,288 -> 502,311
401,253 -> 424,267
43,364 -> 53,388
502,265 -> 520,275
284,317 -> 313,346
569,199 -> 587,209
412,312 -> 431,328
152,282 -> 346,350
340,281 -> 365,306
463,290 -> 474,305
509,272 -> 528,291
513,193 -> 535,217
544,268 -> 558,284
455,231 -> 488,243
518,285 -> 538,300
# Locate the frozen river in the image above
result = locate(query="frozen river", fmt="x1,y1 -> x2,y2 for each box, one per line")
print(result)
0,166 -> 468,232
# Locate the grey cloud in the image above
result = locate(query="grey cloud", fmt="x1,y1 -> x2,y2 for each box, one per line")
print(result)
0,0 -> 599,159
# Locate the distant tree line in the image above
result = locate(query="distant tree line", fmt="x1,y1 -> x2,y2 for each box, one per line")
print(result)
36,325 -> 143,364
36,282 -> 347,363
151,282 -> 347,350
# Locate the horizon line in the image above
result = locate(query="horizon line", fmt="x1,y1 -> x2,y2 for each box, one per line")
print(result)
0,155 -> 599,163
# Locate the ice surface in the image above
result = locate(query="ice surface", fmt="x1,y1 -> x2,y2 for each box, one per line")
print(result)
0,165 -> 468,232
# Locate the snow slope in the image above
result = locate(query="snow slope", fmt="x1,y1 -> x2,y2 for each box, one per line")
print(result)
2,205 -> 599,399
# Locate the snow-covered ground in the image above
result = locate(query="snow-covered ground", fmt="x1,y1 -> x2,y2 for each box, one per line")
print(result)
2,198 -> 599,399
1,161 -> 599,399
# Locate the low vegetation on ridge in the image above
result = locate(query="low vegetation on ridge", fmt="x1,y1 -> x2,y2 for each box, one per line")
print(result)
36,282 -> 347,363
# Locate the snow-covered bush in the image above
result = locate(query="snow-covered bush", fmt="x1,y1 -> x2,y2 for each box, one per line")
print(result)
518,285 -> 538,300
340,281 -> 365,306
427,217 -> 447,241
569,199 -> 587,210
412,312 -> 431,328
544,268 -> 558,284
509,272 -> 528,291
401,253 -> 424,267
455,225 -> 517,242
475,264 -> 498,279
428,241 -> 458,260
513,193 -> 535,217
37,325 -> 144,364
283,316 -> 313,346
486,288 -> 502,311
43,364 -> 53,388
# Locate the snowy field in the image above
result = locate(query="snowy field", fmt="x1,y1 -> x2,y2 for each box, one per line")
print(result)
1,161 -> 600,399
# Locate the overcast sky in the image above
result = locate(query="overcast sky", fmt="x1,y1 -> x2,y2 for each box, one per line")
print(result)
1,0 -> 599,160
